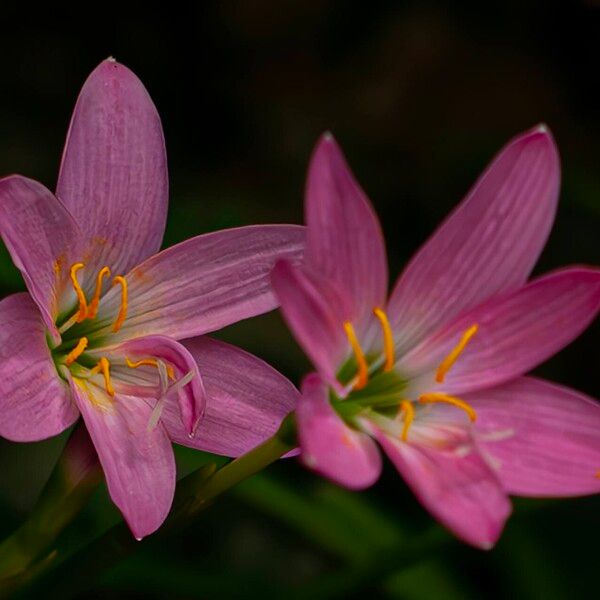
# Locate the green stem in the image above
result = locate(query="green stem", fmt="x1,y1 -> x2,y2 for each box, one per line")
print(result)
9,415 -> 296,597
0,423 -> 102,586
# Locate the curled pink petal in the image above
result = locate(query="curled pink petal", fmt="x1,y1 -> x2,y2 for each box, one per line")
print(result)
373,425 -> 511,549
103,335 -> 205,437
0,293 -> 79,441
388,126 -> 560,354
467,377 -> 600,496
305,134 -> 388,334
160,336 -> 299,457
297,373 -> 382,490
57,58 -> 168,279
399,267 -> 600,394
69,377 -> 175,540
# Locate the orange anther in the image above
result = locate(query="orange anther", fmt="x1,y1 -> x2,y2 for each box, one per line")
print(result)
435,324 -> 479,383
399,400 -> 414,441
90,357 -> 114,396
373,307 -> 395,372
86,266 -> 111,319
419,392 -> 477,422
125,357 -> 175,380
112,276 -> 128,333
343,321 -> 369,390
69,263 -> 88,322
65,337 -> 88,365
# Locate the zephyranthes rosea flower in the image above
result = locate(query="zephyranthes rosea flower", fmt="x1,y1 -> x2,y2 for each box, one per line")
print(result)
0,59 -> 303,538
271,128 -> 600,548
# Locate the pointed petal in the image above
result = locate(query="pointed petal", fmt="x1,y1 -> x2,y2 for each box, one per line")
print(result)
102,335 -> 205,437
373,425 -> 511,549
271,260 -> 350,392
297,373 -> 382,490
399,268 -> 600,394
70,378 -> 175,539
0,293 -> 79,441
305,134 -> 388,331
388,126 -> 560,353
56,58 -> 168,277
88,225 -> 305,343
157,336 -> 298,456
467,377 -> 600,496
0,176 -> 81,339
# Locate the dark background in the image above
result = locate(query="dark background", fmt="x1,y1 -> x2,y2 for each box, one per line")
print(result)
0,1 -> 598,598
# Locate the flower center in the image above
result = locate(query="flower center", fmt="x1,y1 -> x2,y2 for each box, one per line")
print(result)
340,308 -> 479,441
51,263 -> 177,408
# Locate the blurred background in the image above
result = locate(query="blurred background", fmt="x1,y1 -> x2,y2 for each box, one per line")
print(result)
0,1 -> 599,598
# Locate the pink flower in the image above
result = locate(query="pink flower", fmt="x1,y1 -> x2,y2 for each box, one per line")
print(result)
0,59 -> 302,539
271,128 -> 600,549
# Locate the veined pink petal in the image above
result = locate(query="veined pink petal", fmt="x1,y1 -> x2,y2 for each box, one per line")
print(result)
100,335 -> 205,437
297,373 -> 382,490
69,377 -> 175,539
373,425 -> 511,549
56,58 -> 168,280
0,176 -> 82,340
388,126 -> 560,354
305,134 -> 388,336
160,336 -> 298,456
271,260 -> 350,393
466,377 -> 600,496
0,294 -> 79,441
88,225 -> 304,343
399,267 -> 600,394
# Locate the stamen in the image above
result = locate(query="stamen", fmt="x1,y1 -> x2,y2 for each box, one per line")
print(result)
419,392 -> 477,422
69,263 -> 88,322
399,400 -> 414,441
86,266 -> 111,319
90,357 -> 114,396
112,276 -> 128,333
373,307 -> 395,371
125,357 -> 175,380
65,337 -> 88,365
435,324 -> 479,383
343,321 -> 369,390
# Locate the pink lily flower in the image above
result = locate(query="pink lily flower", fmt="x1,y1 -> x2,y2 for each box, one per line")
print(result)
271,128 -> 600,549
0,59 -> 302,539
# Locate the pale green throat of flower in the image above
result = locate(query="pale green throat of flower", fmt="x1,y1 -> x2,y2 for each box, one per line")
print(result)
336,307 -> 479,441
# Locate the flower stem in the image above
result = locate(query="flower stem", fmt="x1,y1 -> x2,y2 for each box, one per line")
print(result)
6,414 -> 296,597
0,423 -> 101,585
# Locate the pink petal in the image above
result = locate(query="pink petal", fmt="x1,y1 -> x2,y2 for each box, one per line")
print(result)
0,293 -> 79,441
160,336 -> 298,457
56,58 -> 168,279
69,377 -> 175,539
271,260 -> 350,392
297,373 -> 382,490
399,267 -> 600,394
89,225 -> 305,343
102,335 -> 206,437
466,377 -> 600,496
373,425 -> 511,549
388,126 -> 560,354
305,134 -> 388,335
0,176 -> 81,340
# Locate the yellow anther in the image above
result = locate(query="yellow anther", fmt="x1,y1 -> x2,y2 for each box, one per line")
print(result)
343,321 -> 369,390
69,263 -> 88,322
373,307 -> 395,372
125,357 -> 175,380
435,324 -> 479,383
112,276 -> 128,333
86,266 -> 111,319
419,392 -> 477,422
90,357 -> 114,396
399,400 -> 414,441
65,337 -> 88,365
